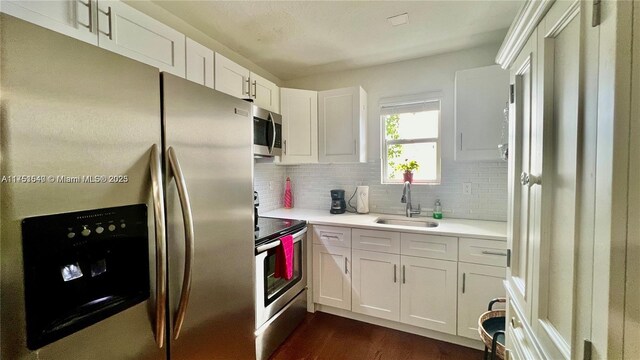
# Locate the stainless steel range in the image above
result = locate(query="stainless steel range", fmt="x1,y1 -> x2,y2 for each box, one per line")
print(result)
254,217 -> 308,360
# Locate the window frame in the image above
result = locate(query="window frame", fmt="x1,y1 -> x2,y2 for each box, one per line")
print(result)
380,92 -> 442,185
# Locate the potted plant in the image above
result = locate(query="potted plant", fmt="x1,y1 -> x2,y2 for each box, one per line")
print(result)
396,159 -> 419,183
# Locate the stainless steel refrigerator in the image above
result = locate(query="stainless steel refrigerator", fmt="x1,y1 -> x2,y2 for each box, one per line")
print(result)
0,15 -> 255,360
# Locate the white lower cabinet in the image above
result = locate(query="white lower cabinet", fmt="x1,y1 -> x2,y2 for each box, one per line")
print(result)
312,244 -> 351,310
457,262 -> 506,339
400,255 -> 458,335
351,249 -> 400,321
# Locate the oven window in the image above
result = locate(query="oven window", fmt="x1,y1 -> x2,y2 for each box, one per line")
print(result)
263,240 -> 302,307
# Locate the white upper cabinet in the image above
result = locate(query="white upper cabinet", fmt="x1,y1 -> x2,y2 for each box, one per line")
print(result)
214,53 -> 251,100
1,0 -> 97,45
250,72 -> 280,113
280,88 -> 318,164
318,86 -> 367,163
185,38 -> 214,88
97,0 -> 185,77
455,64 -> 510,161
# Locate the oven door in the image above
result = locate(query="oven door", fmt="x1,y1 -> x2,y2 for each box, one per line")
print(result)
255,228 -> 306,328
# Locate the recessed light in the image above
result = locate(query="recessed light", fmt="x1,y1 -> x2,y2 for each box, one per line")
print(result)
387,13 -> 409,27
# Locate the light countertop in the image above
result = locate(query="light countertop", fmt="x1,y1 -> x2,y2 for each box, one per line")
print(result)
261,208 -> 507,241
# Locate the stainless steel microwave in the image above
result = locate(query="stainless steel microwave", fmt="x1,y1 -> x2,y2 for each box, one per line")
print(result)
253,105 -> 282,157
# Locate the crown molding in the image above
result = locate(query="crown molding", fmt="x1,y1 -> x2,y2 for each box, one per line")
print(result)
495,0 -> 555,69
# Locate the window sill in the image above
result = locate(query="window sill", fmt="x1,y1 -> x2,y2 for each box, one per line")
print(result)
382,180 -> 441,186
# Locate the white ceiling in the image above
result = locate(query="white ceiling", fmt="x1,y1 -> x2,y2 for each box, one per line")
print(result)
153,1 -> 524,81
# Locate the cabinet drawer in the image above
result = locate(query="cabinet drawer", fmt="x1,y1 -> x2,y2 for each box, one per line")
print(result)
401,233 -> 457,261
459,238 -> 507,267
352,229 -> 400,254
313,225 -> 351,248
506,300 -> 543,359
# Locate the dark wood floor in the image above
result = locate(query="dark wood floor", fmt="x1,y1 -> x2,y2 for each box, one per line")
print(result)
270,312 -> 483,360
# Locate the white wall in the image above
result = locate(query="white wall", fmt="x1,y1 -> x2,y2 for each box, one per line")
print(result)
255,43 -> 509,221
123,0 -> 281,85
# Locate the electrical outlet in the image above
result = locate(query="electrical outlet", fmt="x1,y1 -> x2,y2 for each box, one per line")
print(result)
463,183 -> 472,195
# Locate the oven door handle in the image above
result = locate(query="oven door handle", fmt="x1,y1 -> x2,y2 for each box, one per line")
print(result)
256,228 -> 307,254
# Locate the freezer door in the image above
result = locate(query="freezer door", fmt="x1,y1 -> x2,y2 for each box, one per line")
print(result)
162,73 -> 256,359
0,15 -> 164,360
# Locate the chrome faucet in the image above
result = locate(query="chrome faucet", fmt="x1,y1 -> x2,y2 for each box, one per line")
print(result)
401,181 -> 421,217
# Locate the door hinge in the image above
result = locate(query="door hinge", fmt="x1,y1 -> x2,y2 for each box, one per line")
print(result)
592,0 -> 601,27
583,339 -> 592,360
509,84 -> 515,104
506,249 -> 512,267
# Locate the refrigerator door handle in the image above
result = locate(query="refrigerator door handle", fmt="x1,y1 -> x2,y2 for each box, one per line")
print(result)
149,144 -> 167,349
167,146 -> 195,340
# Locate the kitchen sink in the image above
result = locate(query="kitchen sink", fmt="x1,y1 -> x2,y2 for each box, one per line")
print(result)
375,218 -> 439,228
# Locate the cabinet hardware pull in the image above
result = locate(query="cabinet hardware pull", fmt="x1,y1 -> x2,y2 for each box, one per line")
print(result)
244,78 -> 250,96
520,172 -> 541,187
402,265 -> 406,284
344,257 -> 348,274
99,6 -> 113,40
462,273 -> 466,293
252,81 -> 257,99
393,264 -> 397,283
482,250 -> 507,256
79,0 -> 92,31
321,234 -> 339,240
354,139 -> 357,154
284,140 -> 287,155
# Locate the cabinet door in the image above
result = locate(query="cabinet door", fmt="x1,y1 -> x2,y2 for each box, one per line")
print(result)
185,38 -> 213,88
455,65 -> 510,161
250,72 -> 279,113
312,244 -> 351,310
400,255 -> 457,334
280,88 -> 318,164
1,0 -> 97,45
214,53 -> 250,99
318,86 -> 367,163
351,249 -> 400,321
457,262 -> 506,339
531,3 -> 583,359
506,30 -> 537,321
97,0 -> 185,77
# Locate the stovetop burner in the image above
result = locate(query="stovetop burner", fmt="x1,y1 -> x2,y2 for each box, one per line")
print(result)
255,217 -> 306,246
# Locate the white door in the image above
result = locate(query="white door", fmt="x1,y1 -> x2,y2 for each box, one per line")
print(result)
185,38 -> 213,88
280,88 -> 318,164
400,255 -> 457,334
250,72 -> 280,113
351,249 -> 400,321
214,53 -> 250,99
506,30 -> 538,321
531,2 -> 582,359
1,0 -> 97,45
97,0 -> 185,77
312,244 -> 351,310
457,262 -> 506,339
318,87 -> 366,163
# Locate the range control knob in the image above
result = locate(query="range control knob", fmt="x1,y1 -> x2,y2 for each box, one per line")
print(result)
120,223 -> 126,229
81,226 -> 91,237
95,226 -> 104,234
108,224 -> 116,232
67,232 -> 76,239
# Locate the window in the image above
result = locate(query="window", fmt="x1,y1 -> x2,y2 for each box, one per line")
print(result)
381,96 -> 441,184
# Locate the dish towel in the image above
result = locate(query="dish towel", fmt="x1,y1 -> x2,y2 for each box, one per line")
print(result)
274,234 -> 294,280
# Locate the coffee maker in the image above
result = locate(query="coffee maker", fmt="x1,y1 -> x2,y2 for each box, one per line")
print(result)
330,189 -> 346,214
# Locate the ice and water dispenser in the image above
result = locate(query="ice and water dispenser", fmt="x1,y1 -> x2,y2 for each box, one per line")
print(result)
21,204 -> 150,349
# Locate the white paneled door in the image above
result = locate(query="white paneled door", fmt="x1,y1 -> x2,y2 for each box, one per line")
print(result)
457,262 -> 506,339
214,53 -> 250,99
351,249 -> 400,321
312,244 -> 351,310
185,37 -> 214,88
280,88 -> 318,164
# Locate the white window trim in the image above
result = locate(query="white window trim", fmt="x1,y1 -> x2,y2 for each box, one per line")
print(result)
379,92 -> 442,185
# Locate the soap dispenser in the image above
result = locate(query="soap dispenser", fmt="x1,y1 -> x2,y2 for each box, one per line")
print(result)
433,199 -> 443,219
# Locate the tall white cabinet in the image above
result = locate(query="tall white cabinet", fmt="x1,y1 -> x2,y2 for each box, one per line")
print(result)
497,1 -> 602,359
318,87 -> 367,163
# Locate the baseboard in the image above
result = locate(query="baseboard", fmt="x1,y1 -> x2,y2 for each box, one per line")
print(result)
313,304 -> 484,351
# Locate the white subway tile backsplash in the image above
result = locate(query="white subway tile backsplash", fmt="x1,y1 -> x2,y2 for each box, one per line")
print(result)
254,159 -> 508,221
